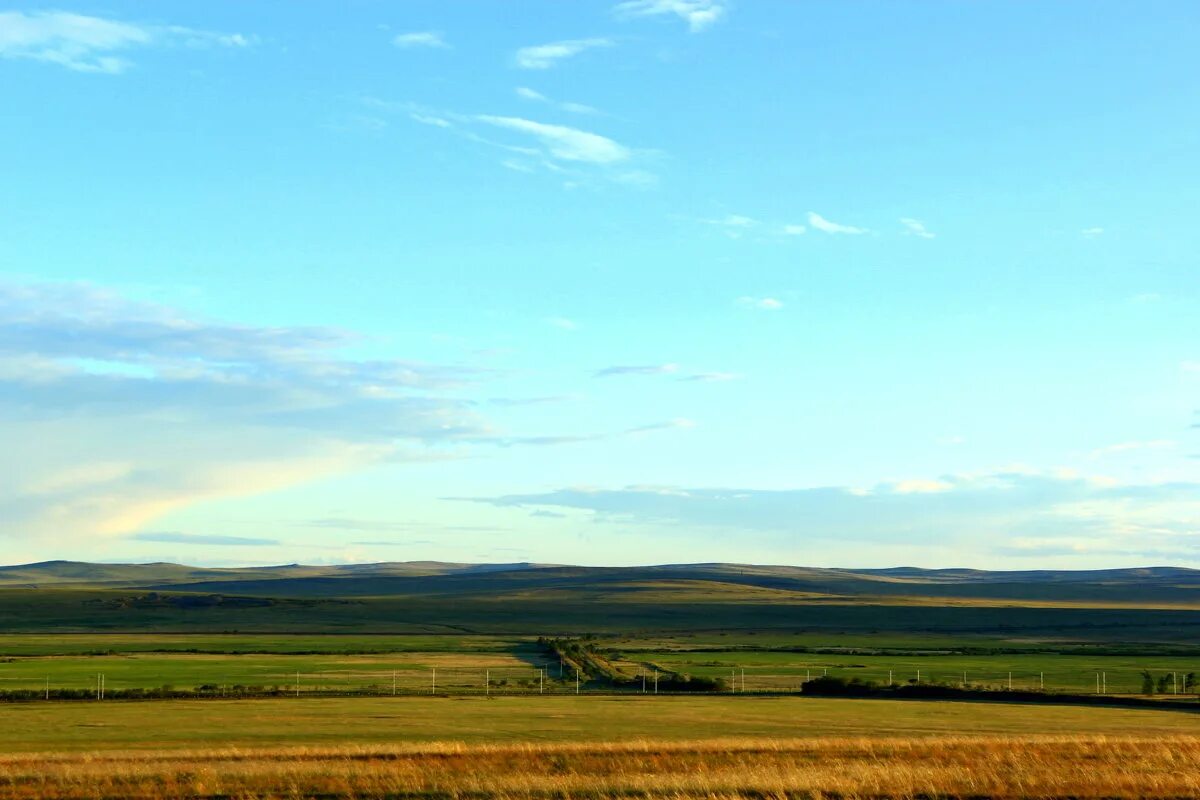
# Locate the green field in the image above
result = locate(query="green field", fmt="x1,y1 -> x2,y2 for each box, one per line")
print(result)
621,648 -> 1200,695
3,695 -> 1199,753
0,633 -> 1196,697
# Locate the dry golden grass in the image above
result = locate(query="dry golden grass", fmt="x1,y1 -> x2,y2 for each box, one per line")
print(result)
2,735 -> 1199,799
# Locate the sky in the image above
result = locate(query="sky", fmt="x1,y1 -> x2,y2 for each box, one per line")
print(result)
1,1 -> 1198,569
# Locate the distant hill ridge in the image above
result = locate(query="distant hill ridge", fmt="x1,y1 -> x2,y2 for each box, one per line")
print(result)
1,560 -> 1198,603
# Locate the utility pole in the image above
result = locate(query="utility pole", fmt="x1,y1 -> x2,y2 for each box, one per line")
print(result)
1173,672 -> 1178,695
888,670 -> 892,686
1039,672 -> 1044,691
1007,672 -> 1012,691
1102,672 -> 1106,694
575,669 -> 580,695
1096,673 -> 1100,694
741,668 -> 745,693
44,676 -> 49,701
641,672 -> 645,693
432,667 -> 436,695
486,669 -> 489,696
916,669 -> 920,684
653,668 -> 658,694
392,671 -> 397,696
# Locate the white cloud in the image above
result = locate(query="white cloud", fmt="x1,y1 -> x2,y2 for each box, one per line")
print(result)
516,87 -> 599,115
515,38 -> 611,70
546,316 -> 578,330
0,10 -> 251,74
1182,361 -> 1200,373
393,31 -> 448,49
700,214 -> 759,238
900,217 -> 935,239
410,113 -> 453,128
0,281 -> 491,540
501,159 -> 535,173
516,86 -> 547,102
710,214 -> 757,228
594,363 -> 679,378
678,372 -> 740,382
1090,440 -> 1176,459
559,101 -> 599,115
737,296 -> 783,311
807,212 -> 868,235
470,470 -> 1200,558
1081,227 -> 1105,238
781,224 -> 806,236
614,0 -> 727,32
476,115 -> 630,164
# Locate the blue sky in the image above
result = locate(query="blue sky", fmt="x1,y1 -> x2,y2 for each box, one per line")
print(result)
1,1 -> 1197,568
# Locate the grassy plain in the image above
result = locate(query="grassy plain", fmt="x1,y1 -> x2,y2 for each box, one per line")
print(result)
2,564 -> 1200,796
3,695 -> 1200,752
2,632 -> 1198,695
5,736 -> 1200,799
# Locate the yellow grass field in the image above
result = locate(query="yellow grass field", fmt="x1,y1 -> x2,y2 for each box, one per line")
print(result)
2,696 -> 1200,797
3,736 -> 1200,799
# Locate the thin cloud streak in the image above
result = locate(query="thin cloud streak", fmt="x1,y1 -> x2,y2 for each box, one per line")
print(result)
514,38 -> 611,69
0,10 -> 252,74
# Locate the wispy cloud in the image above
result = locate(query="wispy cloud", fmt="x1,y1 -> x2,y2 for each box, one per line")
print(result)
410,112 -> 453,128
516,86 -> 599,115
1090,440 -> 1176,459
393,31 -> 448,49
808,212 -> 868,235
677,371 -> 740,383
480,418 -> 694,448
0,10 -> 252,74
546,316 -> 578,330
614,0 -> 727,32
372,97 -> 645,184
1081,227 -> 1105,238
515,38 -> 611,70
900,217 -> 935,239
130,531 -> 280,546
0,280 -> 489,540
516,86 -> 547,102
697,214 -> 811,239
737,296 -> 783,311
467,470 -> 1200,556
594,363 -> 679,378
476,115 -> 630,164
700,214 -> 758,238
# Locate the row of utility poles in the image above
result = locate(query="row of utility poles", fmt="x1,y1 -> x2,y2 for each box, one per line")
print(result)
33,668 -> 1194,699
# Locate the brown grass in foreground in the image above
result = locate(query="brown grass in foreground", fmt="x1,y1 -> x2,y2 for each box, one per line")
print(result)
2,736 -> 1199,799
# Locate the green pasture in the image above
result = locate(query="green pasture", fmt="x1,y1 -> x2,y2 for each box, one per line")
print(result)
1,695 -> 1198,753
0,632 -> 1197,696
0,633 -> 527,656
630,649 -> 1200,695
0,650 -> 558,693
